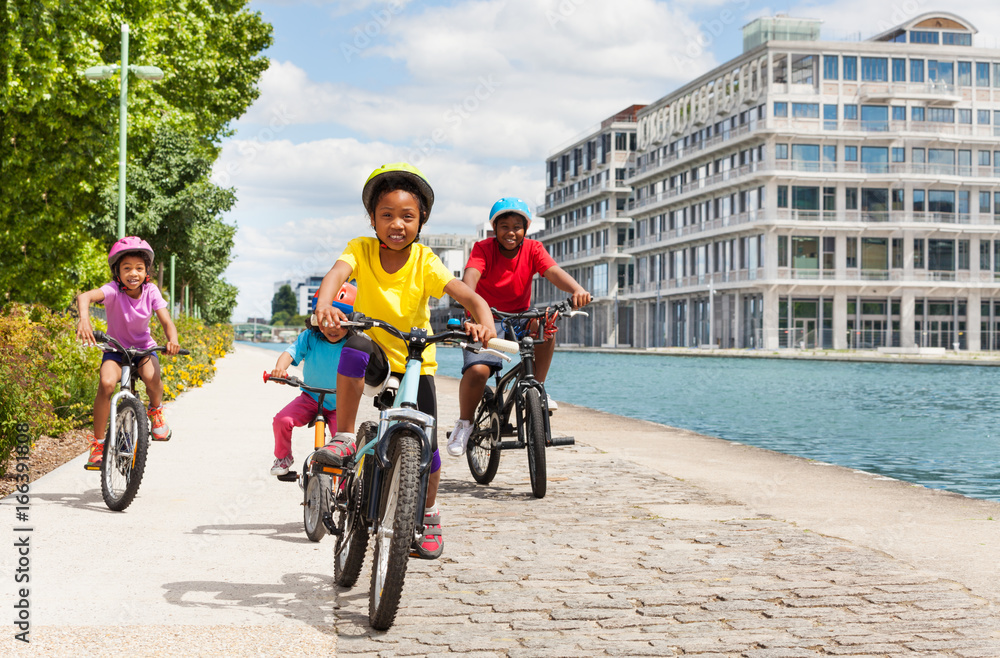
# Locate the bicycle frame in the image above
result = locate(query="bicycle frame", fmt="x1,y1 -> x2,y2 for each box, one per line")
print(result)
487,318 -> 553,449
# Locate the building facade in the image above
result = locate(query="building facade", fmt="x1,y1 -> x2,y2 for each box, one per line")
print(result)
547,12 -> 1000,351
534,105 -> 645,346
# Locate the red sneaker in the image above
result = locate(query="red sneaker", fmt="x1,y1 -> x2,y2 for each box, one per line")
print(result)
84,434 -> 103,471
148,405 -> 171,441
411,509 -> 443,560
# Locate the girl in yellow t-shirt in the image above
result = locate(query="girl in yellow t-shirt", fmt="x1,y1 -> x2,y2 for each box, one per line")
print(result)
313,163 -> 495,559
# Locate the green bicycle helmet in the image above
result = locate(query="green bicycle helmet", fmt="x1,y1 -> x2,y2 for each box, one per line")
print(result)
361,162 -> 435,219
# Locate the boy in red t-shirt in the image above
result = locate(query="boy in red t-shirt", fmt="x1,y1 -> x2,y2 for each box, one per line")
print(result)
447,197 -> 591,457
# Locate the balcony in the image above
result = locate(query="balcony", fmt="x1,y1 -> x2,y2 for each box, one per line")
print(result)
773,160 -> 999,179
535,210 -> 632,241
857,81 -> 962,105
772,209 -> 1000,226
770,116 -> 999,138
631,160 -> 768,213
539,179 -> 629,214
553,244 -> 628,268
626,210 -> 761,252
632,122 -> 757,181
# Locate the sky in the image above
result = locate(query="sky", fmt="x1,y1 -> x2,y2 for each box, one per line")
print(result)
218,0 -> 1000,322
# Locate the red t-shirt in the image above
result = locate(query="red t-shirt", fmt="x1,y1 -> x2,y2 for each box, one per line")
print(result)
465,238 -> 556,312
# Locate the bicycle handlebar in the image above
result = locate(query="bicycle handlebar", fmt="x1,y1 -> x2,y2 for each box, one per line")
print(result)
262,371 -> 337,395
92,330 -> 190,357
491,298 -> 589,322
341,315 -> 515,361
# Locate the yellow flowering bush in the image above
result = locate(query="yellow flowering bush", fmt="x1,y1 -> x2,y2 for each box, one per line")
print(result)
151,316 -> 233,401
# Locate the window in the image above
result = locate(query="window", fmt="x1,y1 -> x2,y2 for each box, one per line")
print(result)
893,238 -> 904,268
980,151 -> 991,166
792,186 -> 820,211
929,239 -> 955,271
892,58 -> 906,82
910,31 -> 939,44
843,56 -> 857,81
777,185 -> 788,208
861,146 -> 888,173
912,106 -> 925,122
892,147 -> 905,163
912,148 -> 925,164
928,60 -> 954,85
943,33 -> 972,46
911,59 -> 925,83
958,61 -> 972,86
929,190 -> 956,214
775,144 -> 788,159
914,238 -> 925,268
891,106 -> 906,121
774,102 -> 788,117
823,104 -> 837,130
862,238 -> 888,270
822,145 -> 837,164
982,240 -> 991,271
862,188 -> 888,212
792,103 -> 819,118
959,109 -> 972,124
980,191 -> 991,213
773,54 -> 787,83
861,57 -> 888,82
823,187 -> 836,211
928,107 -> 955,123
791,144 -> 820,169
892,188 -> 904,211
845,145 -> 858,161
913,189 -> 925,212
846,237 -> 858,268
977,62 -> 991,87
844,104 -> 858,120
979,110 -> 991,125
862,105 -> 888,131
823,55 -> 839,80
778,235 -> 788,267
846,187 -> 858,210
791,54 -> 815,85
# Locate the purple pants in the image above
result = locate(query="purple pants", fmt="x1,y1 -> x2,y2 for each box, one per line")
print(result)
272,392 -> 337,459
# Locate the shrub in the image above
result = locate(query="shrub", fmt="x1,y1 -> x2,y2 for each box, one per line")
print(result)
152,315 -> 233,401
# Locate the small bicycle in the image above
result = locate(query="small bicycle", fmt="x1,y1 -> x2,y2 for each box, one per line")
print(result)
329,313 -> 515,630
261,373 -> 338,542
91,330 -> 189,511
464,298 -> 588,499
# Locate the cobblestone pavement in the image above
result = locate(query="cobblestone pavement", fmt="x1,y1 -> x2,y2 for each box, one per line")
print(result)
334,444 -> 1000,657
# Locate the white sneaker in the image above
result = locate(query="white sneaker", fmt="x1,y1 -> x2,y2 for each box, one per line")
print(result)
447,420 -> 473,457
547,397 -> 559,412
270,455 -> 294,476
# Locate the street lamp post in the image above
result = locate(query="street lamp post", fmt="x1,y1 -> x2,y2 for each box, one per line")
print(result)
84,24 -> 163,239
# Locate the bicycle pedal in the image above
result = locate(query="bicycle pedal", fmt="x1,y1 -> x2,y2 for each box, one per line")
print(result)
322,512 -> 340,535
548,436 -> 575,447
276,471 -> 298,482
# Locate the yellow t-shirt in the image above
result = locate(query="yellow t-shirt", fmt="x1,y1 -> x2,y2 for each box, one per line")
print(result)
338,237 -> 454,374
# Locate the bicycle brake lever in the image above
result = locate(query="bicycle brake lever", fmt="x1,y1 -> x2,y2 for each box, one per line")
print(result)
476,347 -> 513,363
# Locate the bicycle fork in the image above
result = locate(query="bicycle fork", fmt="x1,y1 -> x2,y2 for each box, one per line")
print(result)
367,411 -> 435,538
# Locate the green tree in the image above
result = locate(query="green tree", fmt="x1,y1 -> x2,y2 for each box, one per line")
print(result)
271,284 -> 297,324
1,0 -> 272,312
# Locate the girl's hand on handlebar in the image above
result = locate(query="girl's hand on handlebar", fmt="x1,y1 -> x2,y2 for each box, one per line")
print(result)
270,367 -> 289,381
76,319 -> 97,346
165,341 -> 180,356
464,321 -> 497,345
315,303 -> 348,330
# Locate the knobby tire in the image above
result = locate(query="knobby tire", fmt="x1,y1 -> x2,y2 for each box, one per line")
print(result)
524,387 -> 547,499
369,431 -> 420,630
467,388 -> 501,484
101,396 -> 149,512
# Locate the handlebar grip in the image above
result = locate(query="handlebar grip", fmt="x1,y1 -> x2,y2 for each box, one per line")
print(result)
486,338 -> 519,354
177,349 -> 191,355
93,330 -> 109,343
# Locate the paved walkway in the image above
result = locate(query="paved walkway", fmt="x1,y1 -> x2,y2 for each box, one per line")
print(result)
3,343 -> 1000,656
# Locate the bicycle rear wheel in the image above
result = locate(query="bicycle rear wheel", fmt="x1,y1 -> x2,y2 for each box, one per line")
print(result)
467,388 -> 501,484
523,387 -> 547,499
101,396 -> 149,511
369,430 -> 420,630
304,474 -> 329,542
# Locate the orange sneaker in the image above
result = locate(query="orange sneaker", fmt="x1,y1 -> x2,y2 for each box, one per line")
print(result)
148,405 -> 171,441
84,434 -> 104,471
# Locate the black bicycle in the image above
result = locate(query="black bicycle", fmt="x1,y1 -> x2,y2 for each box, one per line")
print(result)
464,298 -> 588,498
262,372 -> 338,542
92,330 -> 189,511
330,314 -> 515,629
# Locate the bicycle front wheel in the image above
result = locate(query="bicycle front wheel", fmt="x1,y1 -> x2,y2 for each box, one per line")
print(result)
467,388 -> 501,484
369,431 -> 420,630
304,474 -> 329,542
101,396 -> 149,511
524,387 -> 547,499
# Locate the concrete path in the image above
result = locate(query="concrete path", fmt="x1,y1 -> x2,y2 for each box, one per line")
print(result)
3,343 -> 1000,656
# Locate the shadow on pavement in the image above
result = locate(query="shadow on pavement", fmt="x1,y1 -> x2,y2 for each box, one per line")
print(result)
187,521 -> 315,544
33,488 -> 121,513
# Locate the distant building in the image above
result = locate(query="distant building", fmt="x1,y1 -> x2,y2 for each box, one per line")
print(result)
274,275 -> 325,316
541,12 -> 1000,351
422,233 -> 477,328
534,105 -> 645,347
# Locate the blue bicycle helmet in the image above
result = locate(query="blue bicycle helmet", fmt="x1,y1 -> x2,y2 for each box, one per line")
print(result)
489,197 -> 532,231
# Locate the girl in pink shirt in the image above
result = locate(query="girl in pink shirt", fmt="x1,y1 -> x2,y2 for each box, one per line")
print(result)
77,237 -> 180,471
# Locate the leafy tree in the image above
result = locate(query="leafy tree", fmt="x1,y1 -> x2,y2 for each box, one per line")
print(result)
1,0 -> 272,314
271,285 -> 297,324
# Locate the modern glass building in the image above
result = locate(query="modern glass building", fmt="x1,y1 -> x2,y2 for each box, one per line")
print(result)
541,12 -> 1000,351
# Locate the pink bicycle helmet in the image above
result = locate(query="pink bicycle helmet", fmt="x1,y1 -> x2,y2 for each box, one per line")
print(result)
108,236 -> 154,269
